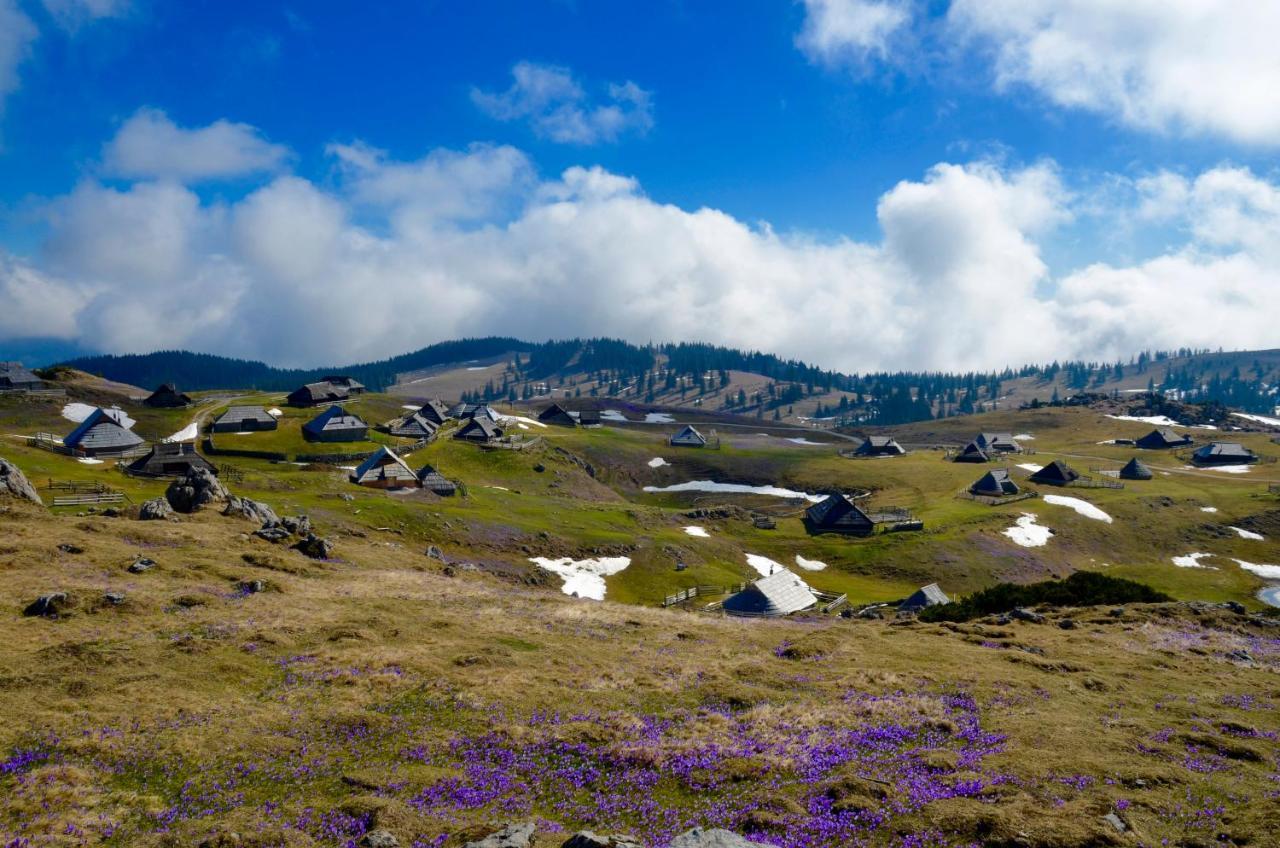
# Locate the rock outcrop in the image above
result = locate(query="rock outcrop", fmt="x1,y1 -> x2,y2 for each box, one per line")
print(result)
667,829 -> 774,848
0,457 -> 41,506
23,592 -> 76,618
464,823 -> 536,848
223,495 -> 280,526
138,497 -> 174,521
165,468 -> 229,513
292,533 -> 334,560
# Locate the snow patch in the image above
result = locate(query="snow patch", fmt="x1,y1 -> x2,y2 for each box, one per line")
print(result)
794,554 -> 828,571
529,556 -> 631,600
1172,553 -> 1216,569
1229,526 -> 1264,541
62,403 -> 135,429
1003,513 -> 1052,547
785,437 -> 824,446
644,412 -> 675,423
1186,464 -> 1253,474
77,457 -> 104,465
1043,495 -> 1112,523
1234,559 -> 1280,579
1013,433 -> 1035,441
647,457 -> 669,468
1016,463 -> 1043,473
267,408 -> 283,417
499,414 -> 547,429
683,526 -> 710,538
402,404 -> 420,411
164,421 -> 199,443
1200,507 -> 1219,513
600,410 -> 630,422
643,480 -> 825,503
1107,414 -> 1182,427
745,553 -> 785,577
1232,412 -> 1280,427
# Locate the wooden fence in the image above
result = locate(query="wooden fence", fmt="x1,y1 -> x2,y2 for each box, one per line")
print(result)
478,436 -> 544,452
28,433 -> 70,455
52,492 -> 127,507
956,490 -> 1039,507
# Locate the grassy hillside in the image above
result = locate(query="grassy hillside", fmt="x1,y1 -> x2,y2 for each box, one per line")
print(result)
2,385 -> 1280,846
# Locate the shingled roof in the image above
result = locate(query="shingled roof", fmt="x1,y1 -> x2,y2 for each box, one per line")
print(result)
0,362 -> 43,390
899,583 -> 950,613
389,411 -> 439,438
538,403 -> 577,427
954,441 -> 990,463
1192,442 -> 1257,466
143,383 -> 193,408
350,446 -> 417,488
127,442 -> 214,477
211,406 -> 278,432
417,399 -> 452,426
302,405 -> 368,442
63,407 -> 145,456
804,494 -> 874,534
854,436 -> 906,456
970,468 -> 1018,497
1136,428 -> 1192,449
417,464 -> 458,496
722,569 -> 818,617
670,425 -> 707,447
1029,460 -> 1080,486
1119,457 -> 1153,480
453,416 -> 502,442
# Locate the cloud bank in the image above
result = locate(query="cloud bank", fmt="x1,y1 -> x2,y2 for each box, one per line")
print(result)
4,114 -> 1279,372
801,0 -> 1280,145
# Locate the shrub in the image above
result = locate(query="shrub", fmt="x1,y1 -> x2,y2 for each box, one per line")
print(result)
919,572 -> 1171,622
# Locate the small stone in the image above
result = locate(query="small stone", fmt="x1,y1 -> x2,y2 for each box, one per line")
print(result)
24,592 -> 74,618
223,495 -> 280,526
103,592 -> 126,606
360,830 -> 400,848
1224,601 -> 1246,615
292,533 -> 334,560
426,545 -> 445,560
561,832 -> 643,848
1058,618 -> 1077,630
1102,812 -> 1127,833
57,543 -> 84,554
236,580 -> 267,595
128,557 -> 156,574
1011,607 -> 1045,623
464,823 -> 536,848
254,526 -> 292,543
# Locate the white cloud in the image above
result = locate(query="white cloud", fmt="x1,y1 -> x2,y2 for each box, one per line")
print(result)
41,0 -> 129,31
102,108 -> 289,182
9,127 -> 1280,372
948,0 -> 1280,145
471,62 -> 653,145
0,0 -> 37,115
796,0 -> 911,67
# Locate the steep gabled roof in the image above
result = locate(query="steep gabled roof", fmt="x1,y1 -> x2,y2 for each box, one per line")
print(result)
417,398 -> 452,425
970,469 -> 1018,497
670,425 -> 707,446
723,569 -> 818,617
538,403 -> 577,426
1137,428 -> 1191,448
0,362 -> 42,387
351,446 -> 415,484
213,406 -> 277,428
454,416 -> 502,441
855,435 -> 906,455
64,407 -> 145,452
1119,457 -> 1153,480
1029,459 -> 1080,485
1192,441 -> 1256,463
417,464 -> 458,494
303,405 -> 367,435
144,383 -> 193,407
899,583 -> 949,612
389,411 -> 438,438
954,441 -> 990,463
805,494 -> 873,530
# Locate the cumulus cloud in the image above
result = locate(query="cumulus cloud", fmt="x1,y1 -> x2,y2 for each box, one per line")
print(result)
102,107 -> 289,182
8,118 -> 1280,371
795,0 -> 912,67
949,0 -> 1280,144
471,61 -> 653,144
0,0 -> 37,115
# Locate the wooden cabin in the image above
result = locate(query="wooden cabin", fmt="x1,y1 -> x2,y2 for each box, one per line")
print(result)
417,464 -> 458,496
1029,460 -> 1080,486
1119,457 -> 1153,480
350,447 -> 418,489
417,399 -> 452,426
389,411 -> 438,439
127,442 -> 215,477
976,433 -> 1020,454
722,569 -> 818,617
669,425 -> 707,448
898,583 -> 950,614
302,405 -> 368,443
0,362 -> 43,391
288,377 -> 364,407
63,408 -> 146,457
969,469 -> 1018,497
804,494 -> 874,535
1192,442 -> 1257,467
953,441 -> 990,463
578,409 -> 602,427
854,436 -> 906,457
211,406 -> 278,433
538,403 -> 577,427
1136,428 -> 1192,450
143,383 -> 193,408
453,417 -> 503,443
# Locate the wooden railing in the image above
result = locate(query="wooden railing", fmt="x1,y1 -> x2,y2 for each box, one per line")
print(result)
956,490 -> 1039,506
52,492 -> 127,507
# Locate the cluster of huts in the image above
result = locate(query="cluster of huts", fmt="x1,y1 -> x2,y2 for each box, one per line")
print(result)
953,432 -> 1023,463
720,564 -> 947,619
348,446 -> 458,495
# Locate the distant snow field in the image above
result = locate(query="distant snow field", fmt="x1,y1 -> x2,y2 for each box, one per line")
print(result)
745,553 -> 785,577
643,480 -> 825,502
1231,412 -> 1280,427
1229,526 -> 1264,541
529,556 -> 631,600
1172,553 -> 1216,569
785,437 -> 823,446
1004,513 -> 1052,547
794,554 -> 828,571
1234,559 -> 1280,579
1043,495 -> 1112,523
1107,414 -> 1182,427
683,526 -> 709,538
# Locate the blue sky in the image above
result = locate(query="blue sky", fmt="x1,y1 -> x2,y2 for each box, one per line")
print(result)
1,0 -> 1278,370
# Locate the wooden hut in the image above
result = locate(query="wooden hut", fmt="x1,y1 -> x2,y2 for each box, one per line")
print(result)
1029,460 -> 1080,486
1119,457 -> 1153,480
538,403 -> 577,427
953,441 -> 990,463
669,425 -> 707,448
417,464 -> 458,496
0,362 -> 43,391
143,383 -> 193,408
63,408 -> 145,457
853,436 -> 906,457
722,569 -> 818,617
578,409 -> 602,427
1136,428 -> 1192,450
453,417 -> 502,443
288,377 -> 363,407
898,583 -> 949,613
976,433 -> 1020,454
389,411 -> 438,439
302,405 -> 368,443
804,494 -> 874,535
417,399 -> 452,426
211,406 -> 278,433
1192,442 -> 1257,467
127,442 -> 215,477
350,447 -> 418,489
969,469 -> 1018,497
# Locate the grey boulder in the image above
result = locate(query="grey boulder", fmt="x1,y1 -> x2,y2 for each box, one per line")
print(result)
0,457 -> 41,506
24,592 -> 75,618
292,533 -> 334,560
223,495 -> 280,526
138,497 -> 174,521
165,468 -> 229,513
668,829 -> 774,848
464,823 -> 536,848
562,832 -> 642,848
